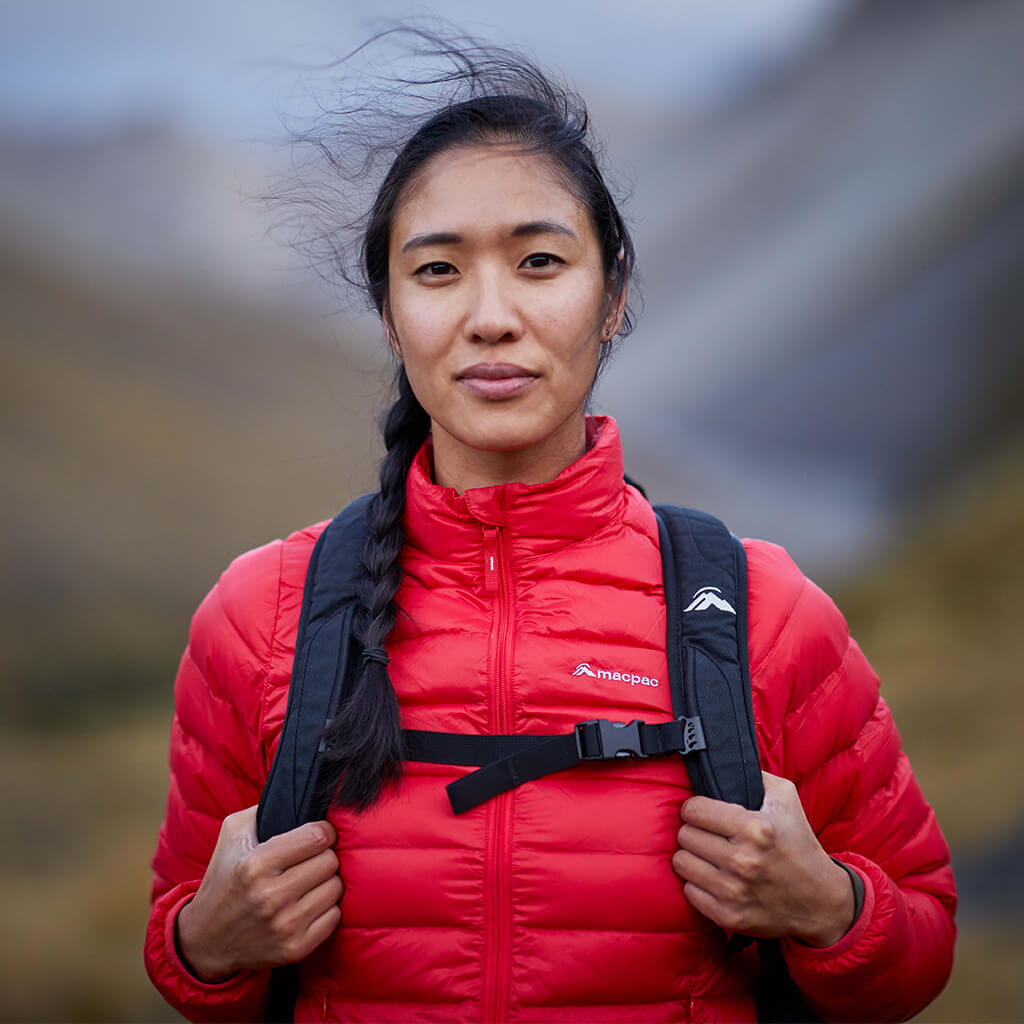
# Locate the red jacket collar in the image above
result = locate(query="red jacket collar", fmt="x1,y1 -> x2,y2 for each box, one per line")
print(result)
402,416 -> 628,558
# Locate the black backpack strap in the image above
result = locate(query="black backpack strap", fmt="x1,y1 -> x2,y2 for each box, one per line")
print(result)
654,507 -> 822,1024
653,505 -> 764,810
257,493 -> 374,842
256,494 -> 375,1023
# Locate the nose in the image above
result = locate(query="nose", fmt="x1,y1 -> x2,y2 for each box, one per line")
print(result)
464,269 -> 522,344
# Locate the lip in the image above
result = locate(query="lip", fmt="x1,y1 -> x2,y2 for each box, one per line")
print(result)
456,362 -> 540,399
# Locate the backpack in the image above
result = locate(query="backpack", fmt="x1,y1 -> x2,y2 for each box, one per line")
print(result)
256,491 -> 821,1023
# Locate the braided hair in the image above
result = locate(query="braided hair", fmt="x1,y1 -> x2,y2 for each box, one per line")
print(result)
315,28 -> 636,810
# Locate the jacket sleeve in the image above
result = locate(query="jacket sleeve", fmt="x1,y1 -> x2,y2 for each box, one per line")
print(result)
745,540 -> 956,1023
144,540 -> 287,1023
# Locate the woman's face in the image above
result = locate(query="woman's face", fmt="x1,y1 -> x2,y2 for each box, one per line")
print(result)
386,145 -> 621,487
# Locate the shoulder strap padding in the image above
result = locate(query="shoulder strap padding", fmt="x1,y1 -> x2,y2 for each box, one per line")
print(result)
256,493 -> 375,842
654,505 -> 764,811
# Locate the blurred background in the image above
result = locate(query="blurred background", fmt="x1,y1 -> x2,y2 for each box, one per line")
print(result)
1,0 -> 1022,1019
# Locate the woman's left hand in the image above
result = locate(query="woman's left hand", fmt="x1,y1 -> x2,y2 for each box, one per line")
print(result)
671,771 -> 855,947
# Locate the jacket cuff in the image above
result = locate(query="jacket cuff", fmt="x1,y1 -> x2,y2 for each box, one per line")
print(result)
145,881 -> 271,1023
831,856 -> 866,930
779,852 -> 910,1020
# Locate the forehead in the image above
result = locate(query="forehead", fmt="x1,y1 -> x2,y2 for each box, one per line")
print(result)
392,145 -> 590,239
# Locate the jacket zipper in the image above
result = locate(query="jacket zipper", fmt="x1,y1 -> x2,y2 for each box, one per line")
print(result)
483,525 -> 513,1023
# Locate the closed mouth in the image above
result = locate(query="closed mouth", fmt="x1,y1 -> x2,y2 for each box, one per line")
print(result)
456,363 -> 540,381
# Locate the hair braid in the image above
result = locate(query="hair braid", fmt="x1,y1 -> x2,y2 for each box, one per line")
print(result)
317,366 -> 430,810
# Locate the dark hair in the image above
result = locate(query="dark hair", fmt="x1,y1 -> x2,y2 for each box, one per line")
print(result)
314,27 -> 636,810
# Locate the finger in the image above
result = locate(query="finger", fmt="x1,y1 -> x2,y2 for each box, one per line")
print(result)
293,873 -> 345,932
301,903 -> 343,956
682,881 -> 728,927
260,820 -> 337,872
277,848 -> 341,902
681,795 -> 752,838
672,848 -> 731,900
677,822 -> 735,867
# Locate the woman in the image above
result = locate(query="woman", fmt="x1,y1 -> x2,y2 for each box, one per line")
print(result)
145,33 -> 956,1023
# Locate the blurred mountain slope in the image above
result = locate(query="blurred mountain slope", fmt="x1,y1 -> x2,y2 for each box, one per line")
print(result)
1,238 -> 386,724
609,0 -> 1024,572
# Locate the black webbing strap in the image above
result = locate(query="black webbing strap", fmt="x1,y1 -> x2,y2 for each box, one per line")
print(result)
256,494 -> 374,843
404,717 -> 707,814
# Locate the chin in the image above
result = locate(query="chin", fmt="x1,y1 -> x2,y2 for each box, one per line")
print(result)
457,428 -> 541,454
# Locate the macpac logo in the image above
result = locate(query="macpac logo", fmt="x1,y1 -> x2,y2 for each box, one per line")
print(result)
683,586 -> 736,615
572,662 -> 659,688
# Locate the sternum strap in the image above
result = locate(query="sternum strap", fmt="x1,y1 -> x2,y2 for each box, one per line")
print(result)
403,717 -> 706,815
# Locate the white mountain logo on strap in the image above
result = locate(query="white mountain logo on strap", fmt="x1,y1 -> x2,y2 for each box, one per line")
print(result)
684,586 -> 736,615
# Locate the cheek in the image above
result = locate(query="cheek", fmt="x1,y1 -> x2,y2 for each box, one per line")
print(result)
389,297 -> 449,369
539,285 -> 605,361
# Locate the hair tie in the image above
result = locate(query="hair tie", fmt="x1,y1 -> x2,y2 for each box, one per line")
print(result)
361,646 -> 390,666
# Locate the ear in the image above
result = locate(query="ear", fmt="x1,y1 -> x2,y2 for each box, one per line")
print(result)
601,250 -> 629,343
382,305 -> 402,357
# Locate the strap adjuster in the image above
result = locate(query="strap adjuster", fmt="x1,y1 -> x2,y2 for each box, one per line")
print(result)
678,715 -> 706,756
575,719 -> 647,760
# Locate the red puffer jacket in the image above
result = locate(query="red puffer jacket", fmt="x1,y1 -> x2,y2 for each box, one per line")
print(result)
145,417 -> 955,1023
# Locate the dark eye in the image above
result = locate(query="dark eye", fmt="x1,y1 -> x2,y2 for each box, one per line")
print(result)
416,261 -> 456,277
521,253 -> 562,270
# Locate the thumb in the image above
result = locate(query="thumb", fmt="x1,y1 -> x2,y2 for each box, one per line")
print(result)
220,805 -> 260,854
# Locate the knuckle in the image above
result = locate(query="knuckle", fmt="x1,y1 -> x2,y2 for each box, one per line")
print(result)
750,820 -> 776,851
251,883 -> 279,921
724,877 -> 748,904
732,851 -> 762,883
274,906 -> 299,938
281,934 -> 308,963
722,907 -> 747,932
235,854 -> 262,889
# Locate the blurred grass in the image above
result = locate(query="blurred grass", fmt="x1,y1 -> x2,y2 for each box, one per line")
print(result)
0,712 -> 180,1022
838,434 -> 1024,1023
840,435 -> 1024,854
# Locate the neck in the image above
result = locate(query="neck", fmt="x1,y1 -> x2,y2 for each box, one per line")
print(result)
430,415 -> 589,493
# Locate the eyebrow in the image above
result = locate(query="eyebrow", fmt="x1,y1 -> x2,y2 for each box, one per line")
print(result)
400,220 -> 578,253
511,220 -> 578,240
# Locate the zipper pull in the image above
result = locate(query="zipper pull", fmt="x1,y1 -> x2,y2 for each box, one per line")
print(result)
483,526 -> 499,595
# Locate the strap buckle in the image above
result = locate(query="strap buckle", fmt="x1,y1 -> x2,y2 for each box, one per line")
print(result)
575,719 -> 647,760
677,715 -> 706,756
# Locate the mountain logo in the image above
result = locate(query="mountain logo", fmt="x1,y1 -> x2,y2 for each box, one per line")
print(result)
573,663 -> 597,677
683,586 -> 736,615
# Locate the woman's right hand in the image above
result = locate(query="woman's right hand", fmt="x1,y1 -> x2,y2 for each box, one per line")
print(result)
175,805 -> 343,982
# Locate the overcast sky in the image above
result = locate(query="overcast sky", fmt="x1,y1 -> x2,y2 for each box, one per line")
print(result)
1,0 -> 850,137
